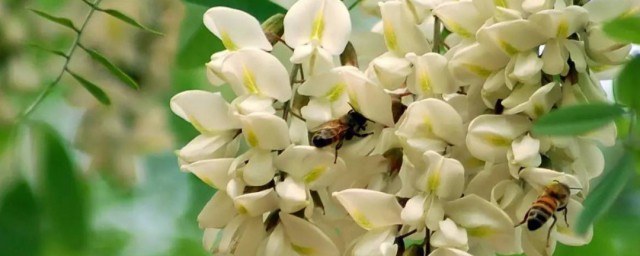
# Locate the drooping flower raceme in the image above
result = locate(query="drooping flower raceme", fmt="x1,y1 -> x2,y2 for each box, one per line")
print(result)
171,1 -> 631,255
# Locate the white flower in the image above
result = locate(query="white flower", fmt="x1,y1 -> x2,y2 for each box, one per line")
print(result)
401,151 -> 465,230
203,7 -> 273,86
284,0 -> 351,75
466,114 -> 531,163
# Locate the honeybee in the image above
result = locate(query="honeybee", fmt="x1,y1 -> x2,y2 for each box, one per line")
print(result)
516,180 -> 578,247
311,109 -> 372,163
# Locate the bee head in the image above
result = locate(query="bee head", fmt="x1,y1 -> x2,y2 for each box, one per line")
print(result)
346,110 -> 368,127
547,180 -> 571,200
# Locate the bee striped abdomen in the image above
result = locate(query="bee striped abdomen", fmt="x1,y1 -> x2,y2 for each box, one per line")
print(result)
526,197 -> 558,231
311,129 -> 340,147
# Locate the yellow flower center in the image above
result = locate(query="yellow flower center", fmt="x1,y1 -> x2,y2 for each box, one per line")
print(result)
245,129 -> 259,147
326,83 -> 346,102
419,72 -> 432,94
467,226 -> 496,237
382,17 -> 398,51
220,30 -> 238,51
304,165 -> 326,184
352,210 -> 373,229
483,134 -> 512,146
557,19 -> 569,38
448,21 -> 473,38
498,39 -> 519,56
292,244 -> 314,254
463,64 -> 492,78
242,65 -> 259,94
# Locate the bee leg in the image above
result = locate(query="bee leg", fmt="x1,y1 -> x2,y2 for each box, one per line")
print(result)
562,207 -> 569,227
334,139 -> 344,164
514,209 -> 530,227
546,214 -> 558,248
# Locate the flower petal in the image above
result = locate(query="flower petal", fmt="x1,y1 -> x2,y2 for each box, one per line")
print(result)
280,213 -> 341,256
419,151 -> 465,199
401,194 -> 426,228
233,189 -> 279,217
243,149 -> 276,186
198,191 -> 238,228
241,112 -> 291,150
519,167 -> 582,192
396,98 -> 465,146
431,218 -> 469,250
283,0 -> 351,54
445,195 -> 521,255
477,19 -> 549,56
183,158 -> 234,189
333,189 -> 403,230
222,48 -> 292,102
170,90 -> 241,133
203,7 -> 272,51
380,1 -> 430,55
466,114 -> 532,163
434,1 -> 484,39
276,176 -> 308,213
351,227 -> 397,256
177,133 -> 236,163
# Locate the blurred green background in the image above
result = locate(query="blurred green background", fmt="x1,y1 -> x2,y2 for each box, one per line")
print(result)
0,0 -> 638,256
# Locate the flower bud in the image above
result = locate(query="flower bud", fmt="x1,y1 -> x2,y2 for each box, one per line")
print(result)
340,41 -> 359,68
261,13 -> 285,46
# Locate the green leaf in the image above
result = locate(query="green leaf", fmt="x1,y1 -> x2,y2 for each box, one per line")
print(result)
532,104 -> 626,136
29,9 -> 78,31
0,180 -> 42,256
98,9 -> 162,35
28,43 -> 68,58
80,45 -> 139,89
176,3 -> 222,68
602,15 -> 640,44
34,123 -> 88,253
67,70 -> 111,105
575,151 -> 636,234
0,123 -> 15,155
614,56 -> 640,110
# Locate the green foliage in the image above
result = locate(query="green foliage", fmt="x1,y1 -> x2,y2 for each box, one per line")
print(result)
28,44 -> 68,59
34,123 -> 89,254
0,123 -> 15,155
89,228 -> 130,256
79,45 -> 140,90
29,9 -> 78,32
614,56 -> 640,110
97,9 -> 162,35
67,70 -> 111,105
532,104 -> 626,136
0,180 -> 42,256
603,14 -> 640,44
176,10 -> 222,68
576,152 -> 636,234
177,0 -> 285,68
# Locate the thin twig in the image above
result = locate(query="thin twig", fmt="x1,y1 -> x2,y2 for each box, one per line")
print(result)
16,0 -> 103,123
282,64 -> 302,122
424,228 -> 431,255
348,0 -> 363,10
432,17 -> 441,53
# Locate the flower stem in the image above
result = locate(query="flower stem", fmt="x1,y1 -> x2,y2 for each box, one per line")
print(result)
432,17 -> 441,53
348,0 -> 363,10
16,0 -> 103,124
283,64 -> 302,122
425,228 -> 431,255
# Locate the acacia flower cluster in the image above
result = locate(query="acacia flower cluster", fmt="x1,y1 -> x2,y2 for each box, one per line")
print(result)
170,0 -> 631,255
